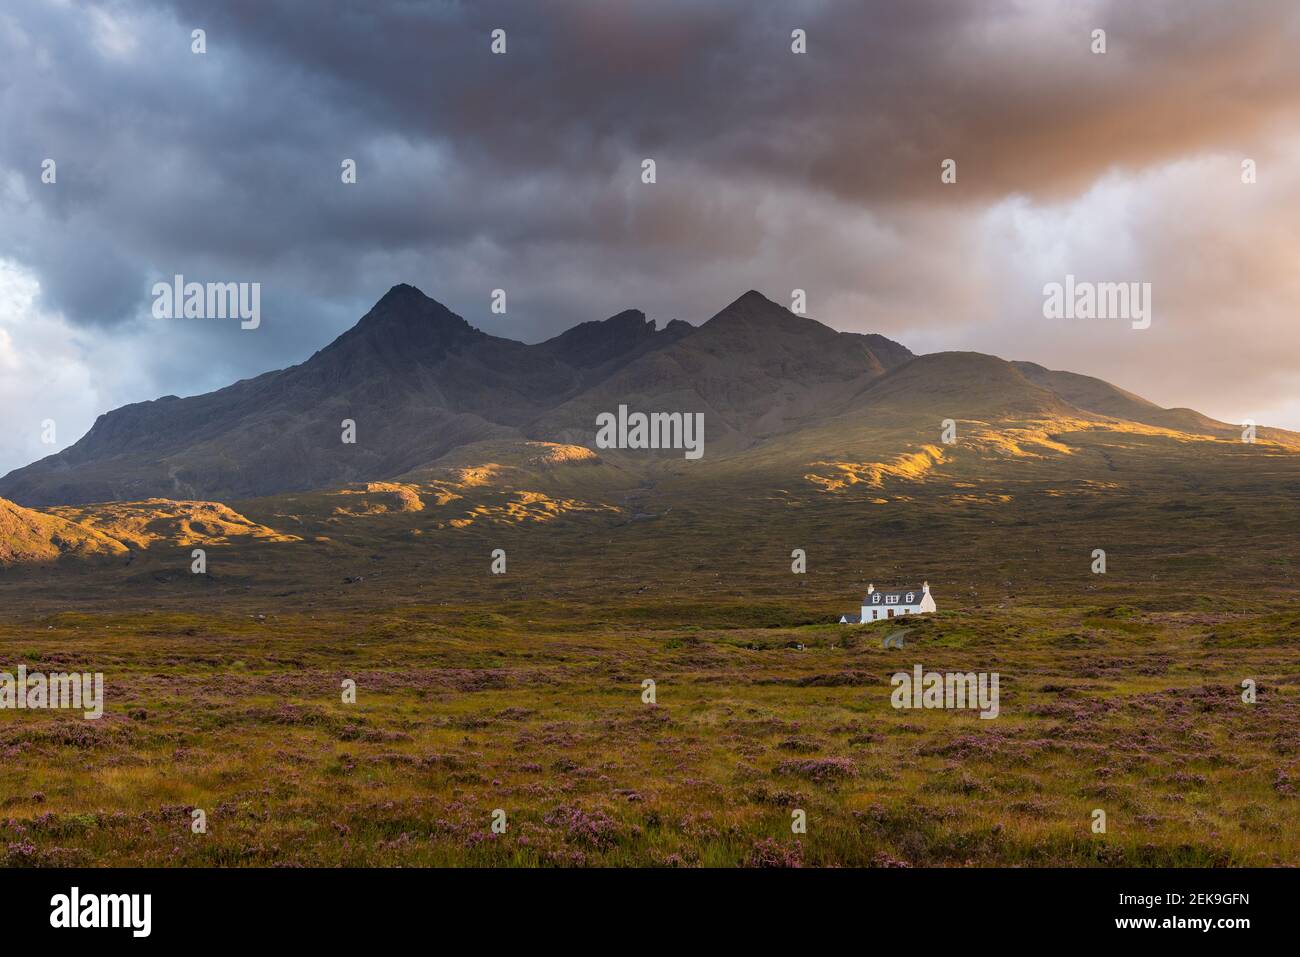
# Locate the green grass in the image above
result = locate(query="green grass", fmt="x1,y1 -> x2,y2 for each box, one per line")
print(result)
0,422 -> 1297,866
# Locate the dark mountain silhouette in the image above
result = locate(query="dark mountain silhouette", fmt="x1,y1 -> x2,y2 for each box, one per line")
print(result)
0,284 -> 1275,507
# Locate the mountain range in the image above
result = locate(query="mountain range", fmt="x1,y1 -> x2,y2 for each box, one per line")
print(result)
1,284 -> 1294,513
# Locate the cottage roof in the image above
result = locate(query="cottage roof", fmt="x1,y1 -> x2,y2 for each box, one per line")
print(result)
865,587 -> 927,605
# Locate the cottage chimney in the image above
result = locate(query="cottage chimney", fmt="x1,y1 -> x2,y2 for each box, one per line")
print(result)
923,580 -> 929,592
867,583 -> 874,594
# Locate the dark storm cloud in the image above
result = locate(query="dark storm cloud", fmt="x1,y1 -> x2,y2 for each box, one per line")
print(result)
0,0 -> 1298,478
154,0 -> 1300,202
6,0 -> 1298,327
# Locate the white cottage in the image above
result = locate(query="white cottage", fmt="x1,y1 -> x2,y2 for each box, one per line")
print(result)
839,582 -> 936,623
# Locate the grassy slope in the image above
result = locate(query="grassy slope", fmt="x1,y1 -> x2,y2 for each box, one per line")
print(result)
0,426 -> 1297,866
0,498 -> 128,563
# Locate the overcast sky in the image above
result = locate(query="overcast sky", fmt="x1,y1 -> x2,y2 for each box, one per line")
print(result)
2,0 -> 1298,475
